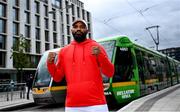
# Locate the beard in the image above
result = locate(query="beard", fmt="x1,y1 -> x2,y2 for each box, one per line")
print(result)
72,31 -> 87,43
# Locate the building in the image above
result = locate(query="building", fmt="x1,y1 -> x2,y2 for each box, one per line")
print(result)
0,0 -> 92,83
159,47 -> 180,61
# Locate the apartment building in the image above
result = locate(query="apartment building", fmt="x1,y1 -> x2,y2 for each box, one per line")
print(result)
159,47 -> 180,61
0,0 -> 92,83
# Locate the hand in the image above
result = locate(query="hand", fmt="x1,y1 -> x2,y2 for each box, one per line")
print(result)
47,52 -> 56,64
92,46 -> 101,56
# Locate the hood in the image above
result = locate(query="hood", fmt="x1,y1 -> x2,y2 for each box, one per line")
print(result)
71,38 -> 94,45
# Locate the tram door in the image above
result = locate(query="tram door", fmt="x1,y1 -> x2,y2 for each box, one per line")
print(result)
113,47 -> 133,82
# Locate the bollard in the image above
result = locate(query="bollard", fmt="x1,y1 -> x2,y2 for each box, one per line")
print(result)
10,80 -> 14,101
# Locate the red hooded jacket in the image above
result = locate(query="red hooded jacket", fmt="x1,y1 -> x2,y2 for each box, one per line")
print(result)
47,39 -> 114,107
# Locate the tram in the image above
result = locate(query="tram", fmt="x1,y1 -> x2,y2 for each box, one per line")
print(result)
32,48 -> 66,104
32,35 -> 180,104
99,35 -> 180,104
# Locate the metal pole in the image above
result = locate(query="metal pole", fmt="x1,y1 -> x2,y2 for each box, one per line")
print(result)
145,25 -> 160,51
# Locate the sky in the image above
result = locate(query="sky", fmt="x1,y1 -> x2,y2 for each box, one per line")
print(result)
80,0 -> 180,50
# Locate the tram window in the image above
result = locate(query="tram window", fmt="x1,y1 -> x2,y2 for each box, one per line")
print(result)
135,50 -> 145,84
113,47 -> 133,82
159,58 -> 167,81
139,52 -> 156,83
164,59 -> 171,79
170,62 -> 176,76
177,65 -> 180,80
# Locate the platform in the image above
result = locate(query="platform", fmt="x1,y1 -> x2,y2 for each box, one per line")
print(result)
118,84 -> 180,112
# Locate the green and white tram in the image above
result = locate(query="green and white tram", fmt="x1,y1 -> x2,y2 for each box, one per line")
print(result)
32,35 -> 180,105
98,35 -> 180,104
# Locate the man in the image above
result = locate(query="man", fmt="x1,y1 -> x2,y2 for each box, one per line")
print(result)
26,74 -> 33,100
47,19 -> 114,112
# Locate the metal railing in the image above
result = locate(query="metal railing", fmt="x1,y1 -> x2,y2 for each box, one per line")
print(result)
0,83 -> 26,102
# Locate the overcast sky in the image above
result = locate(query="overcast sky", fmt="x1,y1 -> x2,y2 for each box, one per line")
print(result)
80,0 -> 180,50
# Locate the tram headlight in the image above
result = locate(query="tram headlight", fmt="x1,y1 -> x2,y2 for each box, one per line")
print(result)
103,83 -> 110,91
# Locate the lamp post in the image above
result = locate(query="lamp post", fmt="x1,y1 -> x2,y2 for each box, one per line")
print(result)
145,25 -> 160,51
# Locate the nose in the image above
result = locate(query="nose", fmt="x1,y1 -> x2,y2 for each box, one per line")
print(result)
76,27 -> 81,31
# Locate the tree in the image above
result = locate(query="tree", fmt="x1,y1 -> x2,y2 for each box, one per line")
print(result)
10,34 -> 31,83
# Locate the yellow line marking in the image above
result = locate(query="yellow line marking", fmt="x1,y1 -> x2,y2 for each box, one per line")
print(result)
112,81 -> 136,87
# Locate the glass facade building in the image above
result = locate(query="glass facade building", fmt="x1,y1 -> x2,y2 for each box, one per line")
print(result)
0,0 -> 92,83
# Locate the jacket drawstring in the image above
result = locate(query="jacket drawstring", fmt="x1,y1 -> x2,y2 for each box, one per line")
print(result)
73,45 -> 76,65
83,45 -> 85,64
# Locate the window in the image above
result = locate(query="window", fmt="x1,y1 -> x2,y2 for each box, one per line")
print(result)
13,22 -> 19,35
61,24 -> 64,33
61,35 -> 64,46
35,28 -> 40,40
67,26 -> 70,35
53,44 -> 59,48
66,14 -> 69,24
53,21 -> 56,31
0,35 -> 5,49
65,1 -> 69,13
88,23 -> 90,31
72,16 -> 75,21
44,18 -> 48,29
77,7 -> 80,17
87,11 -> 90,22
0,19 -> 6,33
82,9 -> 85,19
36,41 -> 41,54
60,12 -> 63,21
99,40 -> 115,61
51,0 -> 61,8
0,51 -> 5,67
12,0 -> 19,7
52,8 -> 56,19
35,1 -> 40,14
45,31 -> 49,42
71,4 -> 75,15
1,0 -> 7,2
35,16 -> 40,26
45,43 -> 49,50
25,0 -> 30,10
25,25 -> 30,38
25,12 -> 30,24
25,39 -> 31,52
44,5 -> 48,17
0,3 -> 6,17
53,33 -> 57,43
67,36 -> 71,44
13,8 -> 19,21
13,37 -> 18,48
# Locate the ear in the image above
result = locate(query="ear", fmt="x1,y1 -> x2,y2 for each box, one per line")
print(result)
71,29 -> 74,33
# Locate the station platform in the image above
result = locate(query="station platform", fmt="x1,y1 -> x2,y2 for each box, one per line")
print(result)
0,93 -> 34,111
118,84 -> 180,112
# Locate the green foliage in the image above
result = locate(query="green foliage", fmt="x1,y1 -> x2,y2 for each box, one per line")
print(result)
10,35 -> 31,80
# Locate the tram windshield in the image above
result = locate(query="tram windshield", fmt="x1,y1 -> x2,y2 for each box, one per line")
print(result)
99,40 -> 115,61
33,52 -> 51,87
99,40 -> 115,83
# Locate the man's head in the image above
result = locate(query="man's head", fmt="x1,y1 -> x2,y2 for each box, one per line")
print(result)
71,19 -> 89,43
